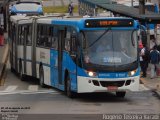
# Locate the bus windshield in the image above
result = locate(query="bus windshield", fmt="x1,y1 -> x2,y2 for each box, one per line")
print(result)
80,30 -> 138,70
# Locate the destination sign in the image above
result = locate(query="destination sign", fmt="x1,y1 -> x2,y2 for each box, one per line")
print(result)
85,19 -> 134,28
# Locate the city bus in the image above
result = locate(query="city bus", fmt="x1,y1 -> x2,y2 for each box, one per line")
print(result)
9,1 -> 43,15
9,15 -> 140,98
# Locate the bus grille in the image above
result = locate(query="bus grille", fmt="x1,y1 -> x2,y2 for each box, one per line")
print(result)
100,81 -> 125,87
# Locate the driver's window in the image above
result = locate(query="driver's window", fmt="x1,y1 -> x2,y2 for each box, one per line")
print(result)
70,29 -> 77,52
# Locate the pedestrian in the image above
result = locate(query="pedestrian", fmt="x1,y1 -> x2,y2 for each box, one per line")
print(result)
157,44 -> 160,52
149,45 -> 160,79
140,44 -> 150,78
68,2 -> 74,16
150,35 -> 156,50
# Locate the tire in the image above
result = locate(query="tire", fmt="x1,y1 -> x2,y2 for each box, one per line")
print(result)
39,66 -> 45,88
19,60 -> 24,81
116,91 -> 126,98
66,75 -> 75,98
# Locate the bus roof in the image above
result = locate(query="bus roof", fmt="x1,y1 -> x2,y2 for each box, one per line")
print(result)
10,15 -> 33,24
10,14 -> 65,24
10,15 -> 138,29
49,17 -> 138,30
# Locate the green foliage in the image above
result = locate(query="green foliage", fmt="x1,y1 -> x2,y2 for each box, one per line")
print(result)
43,5 -> 78,13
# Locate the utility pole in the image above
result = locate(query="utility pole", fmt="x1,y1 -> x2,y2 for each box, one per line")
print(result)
139,0 -> 150,48
139,0 -> 145,14
131,0 -> 133,7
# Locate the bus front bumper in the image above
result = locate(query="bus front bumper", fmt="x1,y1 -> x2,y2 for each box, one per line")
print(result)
77,76 -> 140,93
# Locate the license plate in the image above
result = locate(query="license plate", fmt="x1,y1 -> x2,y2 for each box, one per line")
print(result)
107,86 -> 118,91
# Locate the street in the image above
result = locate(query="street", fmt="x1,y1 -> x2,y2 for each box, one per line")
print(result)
0,0 -> 160,120
0,70 -> 159,120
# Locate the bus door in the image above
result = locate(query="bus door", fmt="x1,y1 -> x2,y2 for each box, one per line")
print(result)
12,24 -> 18,71
57,30 -> 65,85
24,25 -> 32,76
50,29 -> 65,87
19,26 -> 27,75
18,25 -> 32,76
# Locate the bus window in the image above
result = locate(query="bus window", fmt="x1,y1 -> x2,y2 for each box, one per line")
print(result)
64,27 -> 71,52
26,25 -> 32,46
47,26 -> 54,48
18,26 -> 25,45
18,26 -> 22,45
37,25 -> 47,47
70,29 -> 77,53
36,25 -> 41,46
51,27 -> 58,49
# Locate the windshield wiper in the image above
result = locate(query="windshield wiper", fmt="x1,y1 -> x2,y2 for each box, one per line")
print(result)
86,27 -> 111,49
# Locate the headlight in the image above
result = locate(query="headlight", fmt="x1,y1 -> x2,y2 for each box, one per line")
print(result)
128,69 -> 137,76
86,71 -> 97,77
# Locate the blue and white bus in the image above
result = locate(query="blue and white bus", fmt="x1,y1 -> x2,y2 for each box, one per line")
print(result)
9,15 -> 140,98
10,1 -> 43,15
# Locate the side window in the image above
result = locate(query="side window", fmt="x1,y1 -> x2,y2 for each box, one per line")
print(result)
45,26 -> 54,48
26,25 -> 32,46
63,27 -> 77,53
18,26 -> 21,45
37,25 -> 46,47
51,26 -> 58,49
36,25 -> 41,46
18,25 -> 25,45
70,29 -> 77,52
36,25 -> 54,48
64,27 -> 71,52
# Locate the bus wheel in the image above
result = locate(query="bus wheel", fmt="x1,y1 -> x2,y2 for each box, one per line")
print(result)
66,75 -> 74,98
19,60 -> 24,81
39,66 -> 45,88
116,91 -> 126,98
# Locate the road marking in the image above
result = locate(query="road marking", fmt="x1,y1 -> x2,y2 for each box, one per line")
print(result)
0,90 -> 59,95
28,85 -> 38,91
139,84 -> 150,91
4,85 -> 18,92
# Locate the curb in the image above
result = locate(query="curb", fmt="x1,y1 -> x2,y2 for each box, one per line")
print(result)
140,78 -> 160,99
0,44 -> 9,86
151,89 -> 160,99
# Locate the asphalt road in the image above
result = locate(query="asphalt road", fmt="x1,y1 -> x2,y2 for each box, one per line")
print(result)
0,70 -> 159,120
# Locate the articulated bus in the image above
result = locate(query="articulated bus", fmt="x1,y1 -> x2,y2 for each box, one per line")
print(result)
9,15 -> 140,98
9,1 -> 43,15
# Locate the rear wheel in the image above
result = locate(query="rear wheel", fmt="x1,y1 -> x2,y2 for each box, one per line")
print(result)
19,60 -> 24,81
39,66 -> 45,88
116,91 -> 126,98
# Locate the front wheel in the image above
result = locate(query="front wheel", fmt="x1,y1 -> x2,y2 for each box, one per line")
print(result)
116,91 -> 126,98
66,75 -> 75,98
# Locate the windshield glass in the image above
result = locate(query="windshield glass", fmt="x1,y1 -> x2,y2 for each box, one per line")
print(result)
80,30 -> 138,67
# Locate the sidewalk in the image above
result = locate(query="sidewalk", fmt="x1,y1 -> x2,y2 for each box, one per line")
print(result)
0,45 -> 5,73
140,66 -> 160,98
0,32 -> 8,85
